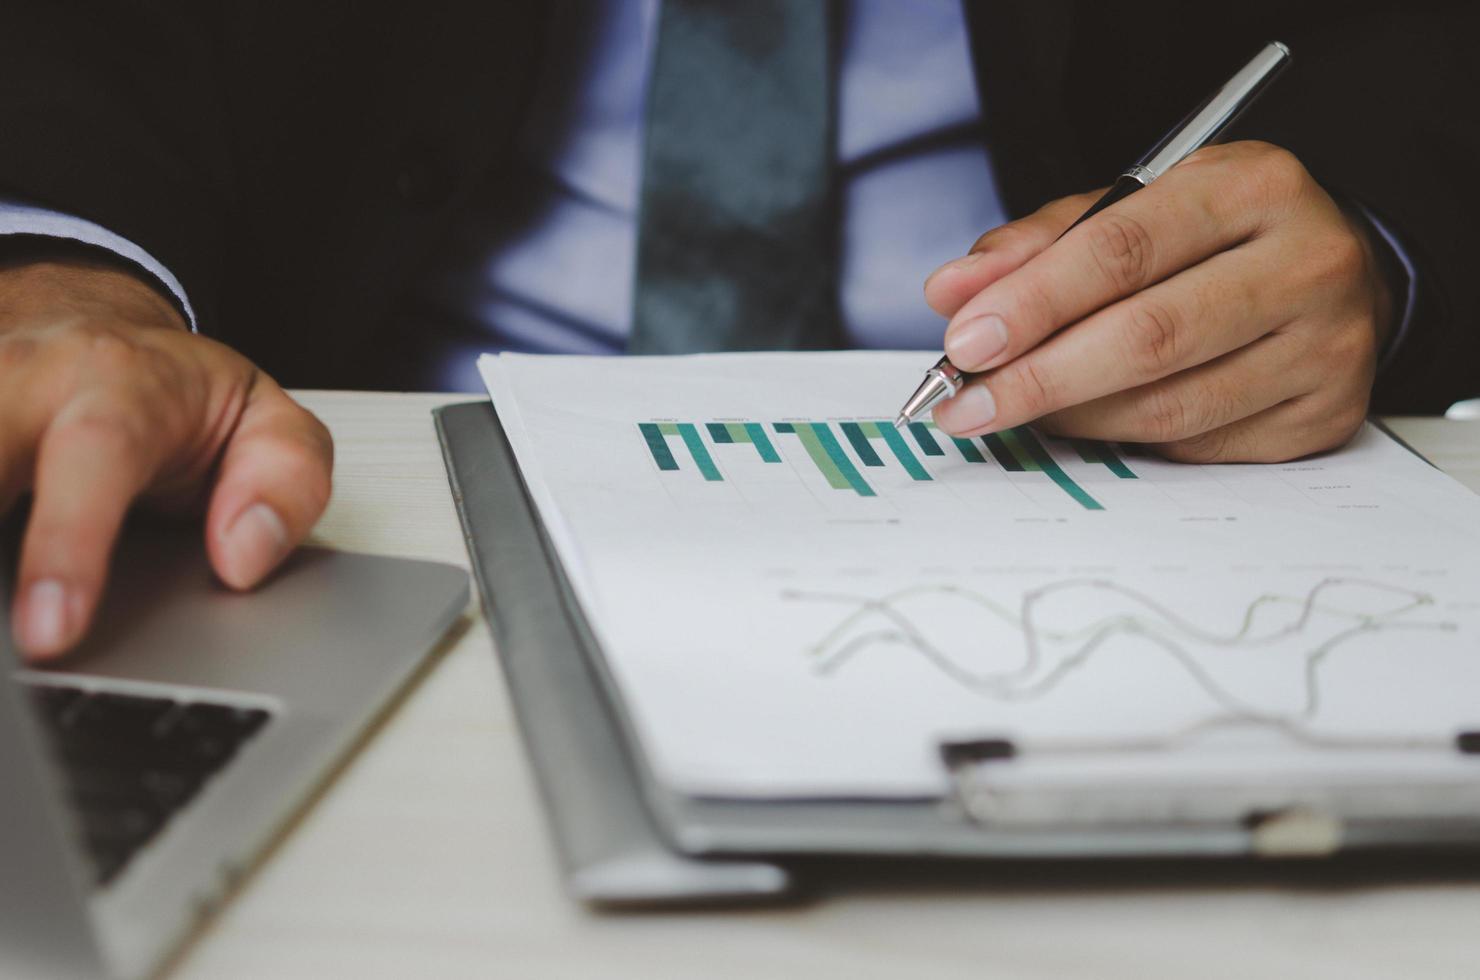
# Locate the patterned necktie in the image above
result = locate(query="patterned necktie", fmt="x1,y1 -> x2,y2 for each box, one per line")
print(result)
629,0 -> 841,354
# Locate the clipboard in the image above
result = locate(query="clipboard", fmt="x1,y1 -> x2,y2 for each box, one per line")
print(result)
434,401 -> 1480,906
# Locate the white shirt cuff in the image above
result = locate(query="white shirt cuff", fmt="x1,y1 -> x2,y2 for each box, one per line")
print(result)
0,198 -> 197,331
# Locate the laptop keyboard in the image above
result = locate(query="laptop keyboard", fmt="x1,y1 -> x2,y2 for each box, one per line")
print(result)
24,682 -> 272,887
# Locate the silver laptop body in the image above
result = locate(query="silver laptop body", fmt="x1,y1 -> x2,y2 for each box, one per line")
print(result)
0,520 -> 468,979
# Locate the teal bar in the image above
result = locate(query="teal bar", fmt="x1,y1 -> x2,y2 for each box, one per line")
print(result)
1012,427 -> 1104,511
808,423 -> 876,497
707,422 -> 734,444
1071,441 -> 1136,479
981,434 -> 1024,472
1095,442 -> 1137,479
951,437 -> 987,463
1071,438 -> 1137,478
998,428 -> 1041,471
743,423 -> 781,462
639,423 -> 679,471
907,422 -> 945,456
676,423 -> 723,481
840,422 -> 884,466
792,427 -> 848,489
875,423 -> 932,481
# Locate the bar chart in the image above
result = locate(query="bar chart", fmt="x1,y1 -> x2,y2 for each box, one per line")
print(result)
638,419 -> 1140,510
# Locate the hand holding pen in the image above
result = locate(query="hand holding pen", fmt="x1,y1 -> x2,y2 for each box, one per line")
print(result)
899,42 -> 1402,464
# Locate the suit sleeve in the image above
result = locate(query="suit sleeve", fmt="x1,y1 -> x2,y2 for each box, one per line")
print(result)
0,2 -> 233,328
1239,4 -> 1480,414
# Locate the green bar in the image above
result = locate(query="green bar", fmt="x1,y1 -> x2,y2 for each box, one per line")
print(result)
840,422 -> 884,467
907,422 -> 945,456
1071,439 -> 1100,464
676,423 -> 723,481
997,428 -> 1042,471
874,422 -> 932,481
1071,437 -> 1136,478
1011,427 -> 1104,511
743,423 -> 781,462
951,437 -> 987,463
807,423 -> 876,497
981,434 -> 1024,472
790,425 -> 851,491
1095,442 -> 1137,479
707,422 -> 734,444
639,423 -> 679,471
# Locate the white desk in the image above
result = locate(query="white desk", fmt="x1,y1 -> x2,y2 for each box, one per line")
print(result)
169,397 -> 1480,980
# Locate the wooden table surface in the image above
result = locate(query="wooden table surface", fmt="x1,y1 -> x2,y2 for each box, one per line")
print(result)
166,395 -> 1480,980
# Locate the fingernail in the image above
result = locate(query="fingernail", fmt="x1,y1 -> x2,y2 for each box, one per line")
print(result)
934,385 -> 998,434
945,314 -> 1009,369
19,579 -> 72,657
219,503 -> 290,589
926,251 -> 986,289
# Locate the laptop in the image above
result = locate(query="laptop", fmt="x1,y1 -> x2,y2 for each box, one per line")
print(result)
0,518 -> 469,979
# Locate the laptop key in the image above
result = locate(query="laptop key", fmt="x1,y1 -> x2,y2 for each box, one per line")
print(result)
78,804 -> 163,846
140,768 -> 206,811
26,683 -> 85,723
66,766 -> 161,813
68,692 -> 176,734
20,682 -> 273,886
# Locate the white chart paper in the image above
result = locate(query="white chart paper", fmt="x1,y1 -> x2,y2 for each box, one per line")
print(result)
482,351 -> 1480,798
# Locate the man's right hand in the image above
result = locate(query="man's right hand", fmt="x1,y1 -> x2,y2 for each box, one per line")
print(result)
0,251 -> 333,661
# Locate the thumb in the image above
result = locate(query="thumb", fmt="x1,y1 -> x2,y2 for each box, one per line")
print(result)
923,188 -> 1105,320
204,380 -> 333,590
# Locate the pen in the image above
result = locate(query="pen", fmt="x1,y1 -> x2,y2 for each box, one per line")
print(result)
894,40 -> 1293,430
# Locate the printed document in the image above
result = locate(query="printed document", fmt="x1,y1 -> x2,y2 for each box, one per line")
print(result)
483,351 -> 1480,798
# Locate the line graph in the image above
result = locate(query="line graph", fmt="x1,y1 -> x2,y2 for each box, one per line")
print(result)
782,578 -> 1458,729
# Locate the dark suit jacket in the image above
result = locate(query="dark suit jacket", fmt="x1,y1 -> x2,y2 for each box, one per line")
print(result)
2,2 -> 1476,411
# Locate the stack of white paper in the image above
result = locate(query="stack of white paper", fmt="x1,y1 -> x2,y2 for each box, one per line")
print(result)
482,351 -> 1480,800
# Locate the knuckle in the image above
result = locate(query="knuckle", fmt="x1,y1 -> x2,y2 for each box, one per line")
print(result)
276,438 -> 334,510
0,333 -> 39,373
1310,231 -> 1368,289
1122,299 -> 1182,376
1012,274 -> 1059,335
968,229 -> 997,253
1159,427 -> 1231,464
973,221 -> 1032,257
66,325 -> 183,396
1335,404 -> 1368,441
1086,212 -> 1156,292
1136,387 -> 1193,442
76,328 -> 143,371
1009,359 -> 1058,418
1317,395 -> 1369,446
53,405 -> 145,456
1245,142 -> 1308,208
306,414 -> 335,463
1327,317 -> 1377,369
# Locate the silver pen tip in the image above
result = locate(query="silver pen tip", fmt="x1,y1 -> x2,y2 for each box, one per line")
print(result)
895,371 -> 956,429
